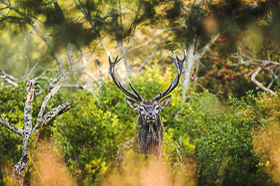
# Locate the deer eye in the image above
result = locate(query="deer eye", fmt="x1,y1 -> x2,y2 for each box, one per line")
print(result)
155,106 -> 160,110
139,107 -> 144,112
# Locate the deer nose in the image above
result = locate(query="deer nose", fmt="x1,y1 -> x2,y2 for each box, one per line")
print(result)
146,112 -> 155,121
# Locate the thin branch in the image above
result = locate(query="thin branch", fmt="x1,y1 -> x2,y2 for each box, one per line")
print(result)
125,0 -> 143,51
0,68 -> 18,88
253,59 -> 280,66
0,117 -> 23,137
194,34 -> 220,61
126,29 -> 172,54
35,73 -> 68,128
0,68 -> 17,82
231,53 -> 280,67
42,101 -> 71,124
138,42 -> 160,71
74,0 -> 112,59
174,0 -> 190,13
0,6 -> 8,10
27,58 -> 43,78
66,43 -> 77,78
47,84 -> 85,89
251,67 -> 276,96
1,77 -> 18,87
32,101 -> 71,138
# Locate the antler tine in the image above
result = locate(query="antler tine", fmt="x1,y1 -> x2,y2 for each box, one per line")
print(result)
108,56 -> 143,101
108,55 -> 122,75
129,81 -> 143,100
153,51 -> 186,101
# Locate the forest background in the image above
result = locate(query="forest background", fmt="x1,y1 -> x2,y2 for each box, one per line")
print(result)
1,0 -> 280,185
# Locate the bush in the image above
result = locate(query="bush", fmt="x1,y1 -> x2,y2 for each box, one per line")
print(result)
0,65 -> 277,186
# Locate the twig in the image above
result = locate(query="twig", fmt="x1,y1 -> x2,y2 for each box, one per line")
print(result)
0,68 -> 18,87
126,29 -> 172,54
194,34 -> 220,61
251,67 -> 276,96
36,73 -> 68,126
138,42 -> 160,71
74,0 -> 112,59
0,118 -> 23,137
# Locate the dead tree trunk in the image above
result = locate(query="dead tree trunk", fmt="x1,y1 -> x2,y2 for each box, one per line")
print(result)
0,74 -> 71,185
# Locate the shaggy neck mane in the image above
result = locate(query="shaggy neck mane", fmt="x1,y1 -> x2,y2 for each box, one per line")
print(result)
135,115 -> 163,156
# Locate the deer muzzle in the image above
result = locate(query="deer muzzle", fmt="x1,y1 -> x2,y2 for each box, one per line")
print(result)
146,112 -> 155,122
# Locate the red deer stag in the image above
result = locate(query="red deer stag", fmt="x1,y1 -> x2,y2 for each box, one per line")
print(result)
108,52 -> 186,164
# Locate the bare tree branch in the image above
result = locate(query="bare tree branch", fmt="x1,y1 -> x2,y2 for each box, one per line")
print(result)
138,42 -> 160,71
181,34 -> 220,92
32,101 -> 71,140
36,73 -> 68,127
1,78 -> 18,88
66,43 -> 77,78
251,67 -> 277,96
182,41 -> 196,91
74,0 -> 112,59
79,49 -> 87,73
195,34 -> 220,60
11,79 -> 36,185
0,68 -> 18,82
126,29 -> 171,53
0,117 -> 23,137
231,51 -> 279,96
0,74 -> 72,185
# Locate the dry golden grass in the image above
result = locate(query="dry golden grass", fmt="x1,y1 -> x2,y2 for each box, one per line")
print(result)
101,152 -> 197,186
4,144 -> 197,186
31,143 -> 77,186
253,122 -> 280,184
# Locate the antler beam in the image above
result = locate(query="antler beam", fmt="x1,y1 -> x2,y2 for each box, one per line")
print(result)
108,55 -> 143,101
153,52 -> 186,101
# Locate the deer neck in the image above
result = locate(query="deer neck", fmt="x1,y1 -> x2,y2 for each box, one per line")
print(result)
134,115 -> 163,155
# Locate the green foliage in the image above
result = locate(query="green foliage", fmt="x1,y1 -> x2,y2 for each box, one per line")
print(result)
53,64 -> 274,185
0,64 -> 278,185
0,84 -> 26,175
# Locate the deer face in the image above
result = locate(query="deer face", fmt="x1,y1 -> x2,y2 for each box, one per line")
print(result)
126,95 -> 171,123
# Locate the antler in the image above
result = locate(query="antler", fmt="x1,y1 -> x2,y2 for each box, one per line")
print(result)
153,52 -> 186,101
108,55 -> 143,101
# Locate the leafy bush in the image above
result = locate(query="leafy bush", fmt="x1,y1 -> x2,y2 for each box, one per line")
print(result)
54,64 -> 275,185
0,65 -> 278,186
239,90 -> 280,185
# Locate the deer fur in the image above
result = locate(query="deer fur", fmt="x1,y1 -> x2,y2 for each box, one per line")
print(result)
117,95 -> 171,163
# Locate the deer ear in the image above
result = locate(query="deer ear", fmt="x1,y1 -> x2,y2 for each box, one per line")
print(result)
159,95 -> 171,109
126,98 -> 140,111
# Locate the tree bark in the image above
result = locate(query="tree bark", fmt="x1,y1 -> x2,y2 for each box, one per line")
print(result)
66,43 -> 77,78
0,75 -> 71,185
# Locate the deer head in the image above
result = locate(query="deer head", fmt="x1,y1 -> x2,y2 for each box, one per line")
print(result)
126,97 -> 171,125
